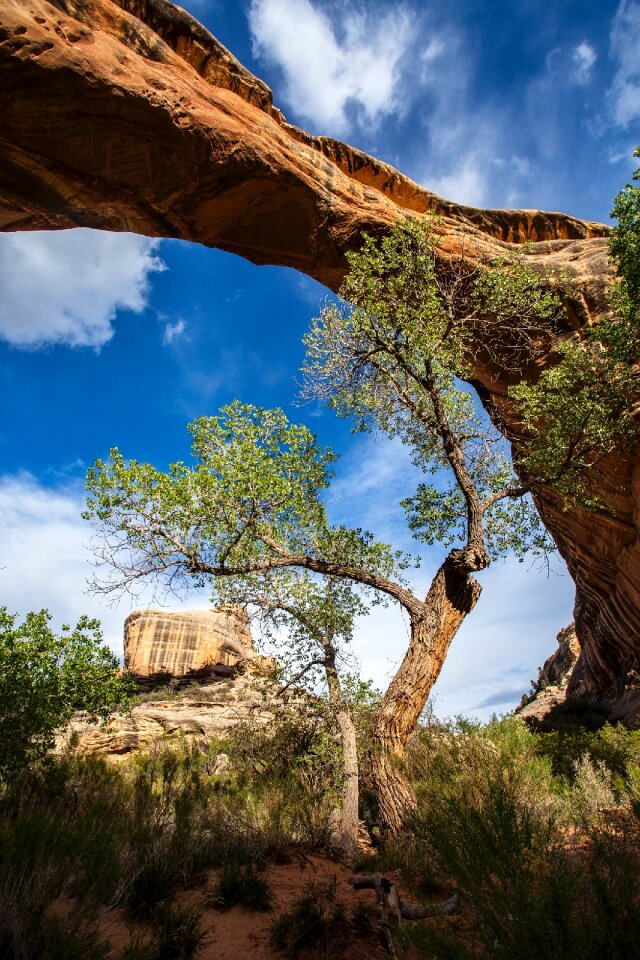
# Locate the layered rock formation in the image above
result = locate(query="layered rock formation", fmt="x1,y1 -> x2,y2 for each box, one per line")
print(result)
1,0 -> 638,705
518,624 -> 640,729
62,674 -> 277,757
62,605 -> 280,757
124,606 -> 257,682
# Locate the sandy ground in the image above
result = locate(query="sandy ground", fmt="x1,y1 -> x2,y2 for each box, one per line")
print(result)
96,850 -> 431,959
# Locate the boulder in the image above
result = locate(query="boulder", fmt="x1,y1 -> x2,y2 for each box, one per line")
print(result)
124,606 -> 257,683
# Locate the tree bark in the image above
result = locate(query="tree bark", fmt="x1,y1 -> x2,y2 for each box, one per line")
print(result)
371,553 -> 482,832
334,701 -> 360,857
326,648 -> 360,858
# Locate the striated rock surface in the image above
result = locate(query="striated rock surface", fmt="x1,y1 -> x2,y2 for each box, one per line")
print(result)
62,674 -> 278,757
518,624 -> 640,729
1,0 -> 639,705
124,606 -> 257,681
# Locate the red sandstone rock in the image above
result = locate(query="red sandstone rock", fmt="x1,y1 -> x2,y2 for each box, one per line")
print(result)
518,623 -> 640,728
0,0 -> 637,705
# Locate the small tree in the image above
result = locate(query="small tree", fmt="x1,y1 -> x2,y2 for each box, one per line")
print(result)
0,607 -> 134,776
216,569 -> 365,855
85,390 -> 548,831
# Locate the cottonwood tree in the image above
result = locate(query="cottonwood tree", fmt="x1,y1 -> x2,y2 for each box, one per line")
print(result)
85,381 -> 549,833
85,205 -> 639,830
86,403 -> 415,828
506,154 -> 640,509
85,220 -> 576,831
301,219 -> 570,827
215,569 -> 366,854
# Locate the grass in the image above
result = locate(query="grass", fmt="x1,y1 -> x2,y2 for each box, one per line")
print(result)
210,861 -> 273,910
151,903 -> 208,960
270,879 -> 353,958
1,704 -> 639,959
0,706 -> 344,957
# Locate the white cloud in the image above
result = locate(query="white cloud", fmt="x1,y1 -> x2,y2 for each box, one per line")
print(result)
609,0 -> 640,126
408,23 -> 521,209
429,161 -> 489,209
0,230 -> 164,349
248,0 -> 416,133
327,433 -> 423,551
162,317 -> 187,345
571,41 -> 597,85
0,474 -> 207,659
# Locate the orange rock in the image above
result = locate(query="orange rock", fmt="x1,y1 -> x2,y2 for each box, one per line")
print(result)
124,607 -> 256,679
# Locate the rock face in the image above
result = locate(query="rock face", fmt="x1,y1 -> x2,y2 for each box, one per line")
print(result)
1,0 -> 638,706
518,624 -> 640,729
62,675 -> 278,757
62,606 -> 280,758
124,607 -> 256,682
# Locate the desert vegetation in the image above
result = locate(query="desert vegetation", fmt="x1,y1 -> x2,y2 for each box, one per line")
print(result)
1,705 -> 639,959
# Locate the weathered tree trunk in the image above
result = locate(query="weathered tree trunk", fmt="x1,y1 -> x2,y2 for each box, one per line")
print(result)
326,648 -> 360,858
371,554 -> 482,832
334,701 -> 360,857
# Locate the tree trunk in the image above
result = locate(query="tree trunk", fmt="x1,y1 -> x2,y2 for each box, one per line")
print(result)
334,702 -> 360,857
326,648 -> 360,858
371,553 -> 482,832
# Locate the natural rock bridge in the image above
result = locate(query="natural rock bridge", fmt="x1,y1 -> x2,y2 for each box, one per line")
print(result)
1,0 -> 637,706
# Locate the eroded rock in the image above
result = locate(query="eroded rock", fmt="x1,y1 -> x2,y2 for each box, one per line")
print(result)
61,674 -> 279,757
124,606 -> 257,683
518,624 -> 640,729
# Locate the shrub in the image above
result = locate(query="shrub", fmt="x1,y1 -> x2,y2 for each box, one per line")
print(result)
0,607 -> 134,777
270,879 -> 350,958
151,902 -> 208,960
403,716 -> 640,960
210,861 -> 272,911
535,722 -> 640,789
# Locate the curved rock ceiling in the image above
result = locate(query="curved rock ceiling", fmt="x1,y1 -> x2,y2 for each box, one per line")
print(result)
1,0 -> 637,703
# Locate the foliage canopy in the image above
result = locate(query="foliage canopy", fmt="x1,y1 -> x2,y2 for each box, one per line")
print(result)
511,151 -> 640,509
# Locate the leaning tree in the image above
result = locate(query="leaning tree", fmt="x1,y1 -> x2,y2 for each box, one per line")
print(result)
85,215 -> 636,830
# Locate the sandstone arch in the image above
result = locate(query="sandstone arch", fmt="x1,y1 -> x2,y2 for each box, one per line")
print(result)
1,0 -> 637,705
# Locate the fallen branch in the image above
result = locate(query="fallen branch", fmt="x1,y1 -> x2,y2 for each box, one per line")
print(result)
351,874 -> 459,920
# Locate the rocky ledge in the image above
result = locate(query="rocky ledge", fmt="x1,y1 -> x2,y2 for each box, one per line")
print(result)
60,605 -> 281,758
61,674 -> 279,758
518,624 -> 640,730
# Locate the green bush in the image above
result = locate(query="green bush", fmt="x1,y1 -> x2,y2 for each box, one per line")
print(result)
270,879 -> 350,958
0,607 -> 134,777
401,716 -> 640,960
150,902 -> 208,960
535,722 -> 640,790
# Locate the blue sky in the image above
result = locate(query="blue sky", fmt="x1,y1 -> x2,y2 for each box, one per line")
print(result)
1,0 -> 638,718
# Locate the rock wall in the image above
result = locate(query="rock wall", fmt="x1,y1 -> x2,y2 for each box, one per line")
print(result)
62,674 -> 277,758
1,0 -> 638,705
124,607 -> 255,680
518,624 -> 640,729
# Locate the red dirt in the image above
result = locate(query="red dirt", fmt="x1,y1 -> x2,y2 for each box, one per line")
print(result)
96,850 -> 436,959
